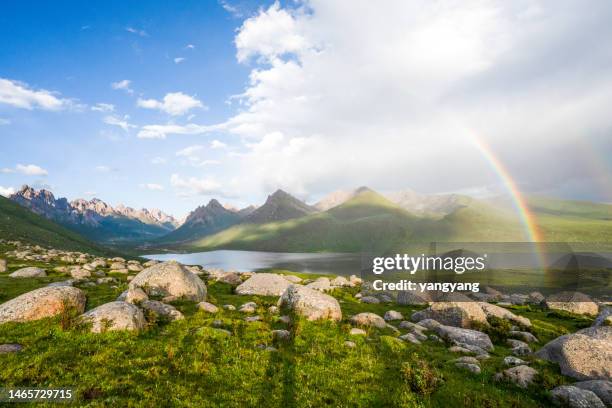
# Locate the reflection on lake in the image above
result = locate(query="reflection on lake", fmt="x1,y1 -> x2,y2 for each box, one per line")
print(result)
144,250 -> 360,276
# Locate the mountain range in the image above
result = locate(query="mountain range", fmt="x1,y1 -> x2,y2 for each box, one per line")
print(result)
10,186 -> 179,244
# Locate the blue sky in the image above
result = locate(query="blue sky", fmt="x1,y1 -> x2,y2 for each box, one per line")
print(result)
1,1 -> 611,217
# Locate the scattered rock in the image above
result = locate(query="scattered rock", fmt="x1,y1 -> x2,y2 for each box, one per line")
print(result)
350,312 -> 386,329
573,380 -> 612,406
344,340 -> 356,348
360,296 -> 380,304
417,319 -> 442,330
0,344 -> 23,353
456,362 -> 481,374
268,305 -> 279,314
384,310 -> 403,321
245,315 -> 262,322
218,272 -> 243,286
399,333 -> 421,344
0,259 -> 7,273
397,290 -> 431,305
80,301 -> 145,333
434,325 -> 494,351
239,302 -> 257,313
272,329 -> 291,341
454,356 -> 480,364
550,385 -> 605,408
545,291 -> 599,316
141,300 -> 184,321
509,330 -> 538,343
331,276 -> 350,287
527,291 -> 545,304
129,261 -> 207,302
283,275 -> 303,284
235,273 -> 292,296
494,365 -> 538,389
350,328 -> 367,336
535,326 -> 611,380
504,356 -> 527,366
197,302 -> 219,313
411,301 -> 488,328
223,304 -> 236,311
279,284 -> 342,321
9,267 -> 46,278
47,280 -> 74,287
278,315 -> 291,324
125,288 -> 148,304
593,307 -> 612,328
0,286 -> 86,324
306,277 -> 332,292
479,302 -> 531,327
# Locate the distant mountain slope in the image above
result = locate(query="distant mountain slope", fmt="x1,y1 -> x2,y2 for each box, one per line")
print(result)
385,189 -> 471,218
173,189 -> 612,253
242,189 -> 318,224
10,185 -> 178,244
155,199 -> 241,244
0,195 -> 114,255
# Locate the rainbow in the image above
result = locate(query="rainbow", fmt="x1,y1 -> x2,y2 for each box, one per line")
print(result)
471,136 -> 543,243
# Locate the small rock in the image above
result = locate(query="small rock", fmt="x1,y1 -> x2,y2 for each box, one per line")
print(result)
360,296 -> 380,304
272,329 -> 291,341
350,312 -> 386,329
494,365 -> 537,388
399,333 -> 421,344
350,328 -> 367,336
278,315 -> 291,324
509,330 -> 538,343
0,344 -> 23,353
223,304 -> 236,311
9,267 -> 46,278
268,305 -> 279,314
345,340 -> 356,348
239,302 -> 257,313
125,287 -> 148,304
456,362 -> 481,374
384,310 -> 404,321
197,302 -> 219,313
550,385 -> 605,408
245,315 -> 262,322
141,300 -> 184,321
504,356 -> 527,366
454,356 -> 479,364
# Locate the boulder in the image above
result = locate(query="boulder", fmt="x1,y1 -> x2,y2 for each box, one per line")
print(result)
494,365 -> 538,389
397,290 -> 431,305
235,273 -> 291,296
129,261 -> 207,302
109,262 -> 126,270
535,326 -> 611,380
509,330 -> 538,343
306,277 -> 332,292
0,258 -> 7,273
399,333 -> 421,344
593,307 -> 612,327
434,325 -> 494,352
279,285 -> 342,321
350,312 -> 386,329
350,328 -> 367,336
9,267 -> 46,278
197,302 -> 219,313
411,301 -> 488,328
504,356 -> 527,366
80,301 -> 145,333
360,296 -> 380,304
0,286 -> 86,324
140,300 -> 184,321
272,329 -> 291,341
217,272 -> 243,286
573,380 -> 612,406
330,276 -> 350,287
283,275 -> 303,284
545,291 -> 599,316
70,267 -> 91,280
550,385 -> 605,408
384,310 -> 404,321
456,362 -> 481,374
239,302 -> 257,313
125,288 -> 148,304
0,343 -> 23,353
479,302 -> 531,327
417,319 -> 442,330
527,291 -> 545,304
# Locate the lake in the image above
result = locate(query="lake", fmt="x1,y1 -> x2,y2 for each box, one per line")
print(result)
144,250 -> 361,276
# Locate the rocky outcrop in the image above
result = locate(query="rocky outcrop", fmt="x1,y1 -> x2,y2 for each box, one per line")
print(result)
535,326 -> 611,380
279,285 -> 342,321
129,261 -> 207,302
80,301 -> 145,333
0,286 -> 86,324
235,273 -> 292,297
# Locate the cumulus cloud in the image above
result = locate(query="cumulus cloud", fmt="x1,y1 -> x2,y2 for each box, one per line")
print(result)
174,57 -> 185,64
210,140 -> 227,149
137,123 -> 221,139
91,103 -> 115,112
15,164 -> 48,176
0,185 -> 15,197
111,80 -> 133,94
140,183 -> 164,191
137,92 -> 205,116
104,115 -> 134,132
0,78 -> 69,110
221,0 -> 612,202
170,174 -> 223,196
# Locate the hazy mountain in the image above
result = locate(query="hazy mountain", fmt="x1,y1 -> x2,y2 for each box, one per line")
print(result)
384,189 -> 470,218
0,194 -> 115,255
10,185 -> 179,243
242,189 -> 318,224
156,199 -> 241,243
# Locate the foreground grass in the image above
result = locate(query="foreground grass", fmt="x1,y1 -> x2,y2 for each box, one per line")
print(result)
0,264 -> 591,407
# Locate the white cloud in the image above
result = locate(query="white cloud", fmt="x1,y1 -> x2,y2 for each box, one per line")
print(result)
111,80 -> 133,94
170,174 -> 222,196
186,44 -> 195,49
176,145 -> 204,157
174,57 -> 185,64
126,27 -> 148,37
104,115 -> 134,132
220,0 -> 242,18
151,157 -> 167,165
15,164 -> 48,176
137,92 -> 205,116
0,78 -> 68,110
91,103 -> 115,112
0,118 -> 10,125
210,139 -> 227,149
137,123 -> 221,139
0,168 -> 14,174
221,0 -> 612,202
0,185 -> 15,197
140,183 -> 164,191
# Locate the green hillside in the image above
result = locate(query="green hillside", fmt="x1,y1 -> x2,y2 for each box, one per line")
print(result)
0,195 -> 115,255
172,191 -> 612,253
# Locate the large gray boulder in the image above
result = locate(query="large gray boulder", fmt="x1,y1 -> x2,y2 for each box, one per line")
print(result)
434,324 -> 494,352
279,284 -> 341,321
140,300 -> 184,321
129,261 -> 206,302
9,267 -> 46,278
479,302 -> 531,327
0,286 -> 86,324
411,301 -> 488,328
545,291 -> 599,316
573,380 -> 612,406
236,273 -> 292,297
350,312 -> 386,329
550,385 -> 605,408
80,301 -> 145,333
494,365 -> 538,389
535,326 -> 611,380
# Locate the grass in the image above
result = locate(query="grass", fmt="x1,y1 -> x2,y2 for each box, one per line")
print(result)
0,254 -> 594,407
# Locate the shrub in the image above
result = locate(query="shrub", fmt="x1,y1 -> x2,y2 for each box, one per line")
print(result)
400,355 -> 442,396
